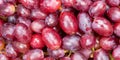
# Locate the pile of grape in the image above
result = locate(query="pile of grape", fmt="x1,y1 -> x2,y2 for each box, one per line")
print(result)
0,0 -> 120,60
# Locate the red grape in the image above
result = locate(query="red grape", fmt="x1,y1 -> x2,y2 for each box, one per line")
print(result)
30,34 -> 45,49
19,0 -> 39,9
62,35 -> 80,51
31,20 -> 46,33
23,49 -> 44,60
73,0 -> 92,12
100,36 -> 117,50
80,34 -> 96,49
2,23 -> 15,40
45,13 -> 58,27
14,23 -> 31,43
112,45 -> 120,60
16,4 -> 30,17
77,12 -> 92,34
40,0 -> 61,13
92,17 -> 113,36
59,11 -> 78,35
42,27 -> 61,50
30,9 -> 47,20
114,23 -> 120,37
106,0 -> 120,7
89,1 -> 107,17
12,41 -> 29,53
47,48 -> 65,58
71,52 -> 87,60
0,3 -> 15,16
5,43 -> 17,57
107,7 -> 120,22
62,0 -> 73,7
93,49 -> 109,60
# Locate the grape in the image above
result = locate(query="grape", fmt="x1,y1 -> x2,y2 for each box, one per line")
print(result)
19,0 -> 38,9
30,9 -> 47,20
77,12 -> 92,34
31,20 -> 46,33
47,48 -> 65,58
59,11 -> 78,35
73,0 -> 92,12
92,17 -> 113,36
107,7 -> 120,22
62,35 -> 80,51
100,36 -> 117,50
40,0 -> 61,13
93,49 -> 109,60
0,3 -> 15,16
42,27 -> 62,50
23,49 -> 44,60
12,41 -> 29,53
14,23 -> 31,43
16,4 -> 30,17
71,52 -> 87,60
89,1 -> 107,17
0,54 -> 9,60
80,34 -> 96,49
5,43 -> 17,57
112,45 -> 120,60
45,13 -> 58,27
30,34 -> 45,49
2,23 -> 15,40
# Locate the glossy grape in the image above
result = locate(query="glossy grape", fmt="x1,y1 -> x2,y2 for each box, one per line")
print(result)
42,27 -> 61,50
112,45 -> 120,60
30,34 -> 45,49
12,41 -> 29,53
0,3 -> 15,16
5,43 -> 17,57
23,49 -> 44,60
100,36 -> 117,50
31,20 -> 46,33
89,1 -> 106,17
17,17 -> 31,27
77,12 -> 92,34
30,9 -> 47,20
73,0 -> 92,12
107,7 -> 120,22
92,17 -> 113,36
16,4 -> 30,17
40,0 -> 61,13
45,13 -> 58,27
62,0 -> 73,7
93,49 -> 109,60
114,23 -> 120,37
14,23 -> 31,43
62,35 -> 80,51
80,34 -> 96,49
106,0 -> 120,7
71,53 -> 87,60
59,11 -> 78,35
2,23 -> 15,40
19,0 -> 38,9
47,48 -> 65,58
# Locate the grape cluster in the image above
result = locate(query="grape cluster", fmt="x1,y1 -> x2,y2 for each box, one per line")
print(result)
0,0 -> 120,60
